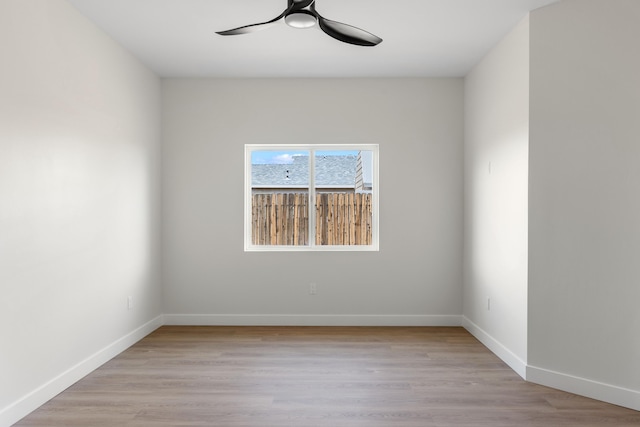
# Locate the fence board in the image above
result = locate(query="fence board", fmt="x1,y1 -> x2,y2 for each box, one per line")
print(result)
252,192 -> 372,246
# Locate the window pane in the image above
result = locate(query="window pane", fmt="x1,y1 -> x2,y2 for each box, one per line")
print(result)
314,150 -> 373,246
251,150 -> 309,245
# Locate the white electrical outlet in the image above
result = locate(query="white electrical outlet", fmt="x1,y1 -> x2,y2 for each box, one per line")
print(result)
309,283 -> 317,295
127,296 -> 133,310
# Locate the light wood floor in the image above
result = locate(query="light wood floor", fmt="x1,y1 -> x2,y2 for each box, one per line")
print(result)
15,326 -> 640,426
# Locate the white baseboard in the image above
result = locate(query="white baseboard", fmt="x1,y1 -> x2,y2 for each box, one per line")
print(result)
1,316 -> 164,427
163,314 -> 463,327
5,313 -> 638,426
527,365 -> 640,412
462,316 -> 640,412
462,316 -> 527,379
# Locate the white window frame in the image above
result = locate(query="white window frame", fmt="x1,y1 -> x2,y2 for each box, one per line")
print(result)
245,144 -> 379,252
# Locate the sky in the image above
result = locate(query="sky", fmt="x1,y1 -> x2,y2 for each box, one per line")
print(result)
251,150 -> 358,164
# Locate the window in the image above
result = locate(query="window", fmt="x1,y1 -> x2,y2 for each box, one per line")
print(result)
245,144 -> 379,251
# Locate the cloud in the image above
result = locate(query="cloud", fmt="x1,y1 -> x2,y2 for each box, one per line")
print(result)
272,154 -> 295,164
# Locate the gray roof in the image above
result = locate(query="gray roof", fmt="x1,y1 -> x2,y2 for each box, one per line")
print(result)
252,155 -> 357,188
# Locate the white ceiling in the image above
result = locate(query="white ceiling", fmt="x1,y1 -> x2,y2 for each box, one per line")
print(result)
67,0 -> 559,78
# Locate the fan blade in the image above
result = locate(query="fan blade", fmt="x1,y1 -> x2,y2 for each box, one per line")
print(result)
317,16 -> 382,46
217,1 -> 316,36
216,11 -> 287,36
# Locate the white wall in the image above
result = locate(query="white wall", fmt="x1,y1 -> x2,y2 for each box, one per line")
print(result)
528,0 -> 640,410
463,17 -> 530,377
0,1 -> 162,424
162,78 -> 464,325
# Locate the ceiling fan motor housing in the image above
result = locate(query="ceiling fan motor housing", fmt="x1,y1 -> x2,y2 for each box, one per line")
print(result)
285,10 -> 317,28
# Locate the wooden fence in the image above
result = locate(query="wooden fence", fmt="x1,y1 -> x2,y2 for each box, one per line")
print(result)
251,193 -> 372,246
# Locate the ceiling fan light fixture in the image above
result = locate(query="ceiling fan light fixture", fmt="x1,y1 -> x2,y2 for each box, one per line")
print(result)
216,1 -> 382,46
285,11 -> 317,29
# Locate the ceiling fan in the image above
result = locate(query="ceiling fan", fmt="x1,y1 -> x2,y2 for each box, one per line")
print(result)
216,0 -> 382,47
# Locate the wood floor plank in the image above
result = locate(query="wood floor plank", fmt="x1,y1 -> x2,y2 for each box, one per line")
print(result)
14,326 -> 640,426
